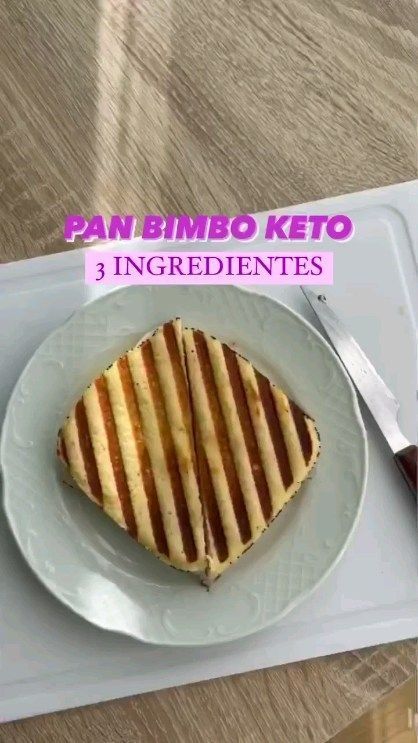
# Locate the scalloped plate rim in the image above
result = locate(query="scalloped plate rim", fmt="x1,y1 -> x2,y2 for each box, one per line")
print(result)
0,285 -> 368,646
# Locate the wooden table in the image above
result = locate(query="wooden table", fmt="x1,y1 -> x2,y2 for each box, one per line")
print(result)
0,0 -> 416,740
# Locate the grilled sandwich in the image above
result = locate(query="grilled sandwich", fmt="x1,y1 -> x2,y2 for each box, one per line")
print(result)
58,319 -> 320,583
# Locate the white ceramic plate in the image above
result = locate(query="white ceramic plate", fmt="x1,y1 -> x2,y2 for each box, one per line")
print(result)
1,285 -> 367,646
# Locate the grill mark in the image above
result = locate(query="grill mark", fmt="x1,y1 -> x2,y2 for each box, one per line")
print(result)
163,322 -> 197,478
196,436 -> 228,563
255,372 -> 293,490
193,331 -> 251,544
118,356 -> 169,557
141,341 -> 198,563
58,431 -> 69,464
223,345 -> 272,521
95,376 -> 138,538
290,401 -> 313,465
75,399 -> 104,504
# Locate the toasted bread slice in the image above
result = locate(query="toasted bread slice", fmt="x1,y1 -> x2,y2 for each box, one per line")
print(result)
183,329 -> 320,582
58,319 -> 206,573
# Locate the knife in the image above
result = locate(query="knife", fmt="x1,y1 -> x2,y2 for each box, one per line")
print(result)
301,288 -> 417,498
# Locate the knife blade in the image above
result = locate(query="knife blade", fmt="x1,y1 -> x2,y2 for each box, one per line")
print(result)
301,287 -> 417,497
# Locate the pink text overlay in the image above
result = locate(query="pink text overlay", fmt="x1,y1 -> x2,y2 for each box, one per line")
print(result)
85,251 -> 333,285
65,213 -> 354,243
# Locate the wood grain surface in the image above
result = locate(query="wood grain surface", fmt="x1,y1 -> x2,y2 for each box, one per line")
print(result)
0,0 -> 416,741
331,678 -> 416,743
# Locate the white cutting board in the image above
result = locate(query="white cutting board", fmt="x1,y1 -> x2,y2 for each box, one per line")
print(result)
0,181 -> 417,723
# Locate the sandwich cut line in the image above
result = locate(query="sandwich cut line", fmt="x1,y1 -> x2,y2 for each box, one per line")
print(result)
193,330 -> 252,546
163,321 -> 198,480
178,326 -> 229,570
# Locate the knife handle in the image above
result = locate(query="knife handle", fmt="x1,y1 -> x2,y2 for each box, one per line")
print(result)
394,445 -> 417,498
